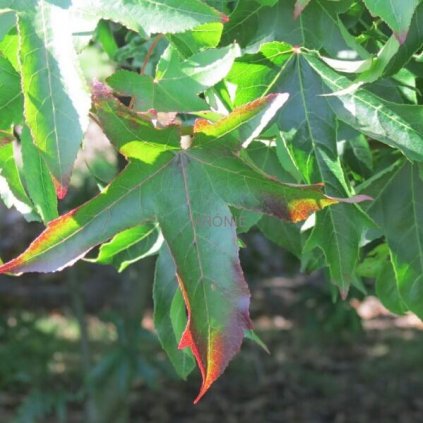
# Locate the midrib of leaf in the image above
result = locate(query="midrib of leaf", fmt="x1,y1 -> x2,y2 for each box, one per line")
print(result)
39,1 -> 62,183
298,0 -> 338,43
188,152 -> 275,191
0,91 -> 20,111
315,0 -> 339,27
262,54 -> 294,98
20,158 -> 174,263
363,161 -> 404,212
155,82 -> 189,108
226,3 -> 268,34
179,153 -> 212,369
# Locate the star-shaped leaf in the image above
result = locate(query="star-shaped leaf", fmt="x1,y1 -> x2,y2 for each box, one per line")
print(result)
0,84 -> 368,401
227,42 -> 373,292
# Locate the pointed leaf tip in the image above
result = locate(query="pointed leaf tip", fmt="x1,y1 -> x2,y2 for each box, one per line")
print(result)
340,287 -> 349,301
293,0 -> 312,19
395,31 -> 408,44
54,181 -> 69,200
221,13 -> 229,23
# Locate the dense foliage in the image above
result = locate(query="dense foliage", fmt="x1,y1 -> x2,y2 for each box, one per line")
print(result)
0,0 -> 423,402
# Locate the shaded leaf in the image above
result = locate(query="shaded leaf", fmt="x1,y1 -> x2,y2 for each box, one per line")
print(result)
20,126 -> 58,223
357,243 -> 407,315
0,54 -> 22,130
0,142 -> 38,221
0,10 -> 15,41
228,42 -> 372,291
258,215 -> 303,258
358,160 -> 423,318
153,242 -> 195,379
221,0 -> 352,55
305,52 -> 423,161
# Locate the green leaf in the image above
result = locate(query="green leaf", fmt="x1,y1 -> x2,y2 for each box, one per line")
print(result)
93,223 -> 163,272
363,0 -> 421,43
168,22 -> 223,57
228,42 -> 372,291
376,251 -> 408,315
96,20 -> 119,59
294,0 -> 312,18
0,142 -> 38,221
72,0 -> 226,38
356,35 -> 400,85
0,86 -> 366,402
20,126 -> 58,223
0,10 -> 16,41
230,208 -> 262,234
304,52 -> 423,161
0,54 -> 22,130
18,2 -> 91,197
359,160 -> 423,318
108,44 -> 240,112
357,243 -> 407,315
385,3 -> 423,75
221,0 -> 352,55
244,329 -> 270,354
0,26 -> 19,70
258,215 -> 303,258
339,124 -> 373,175
153,242 -> 195,379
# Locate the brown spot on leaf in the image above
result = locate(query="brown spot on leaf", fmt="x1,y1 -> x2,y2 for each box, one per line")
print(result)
262,196 -> 290,220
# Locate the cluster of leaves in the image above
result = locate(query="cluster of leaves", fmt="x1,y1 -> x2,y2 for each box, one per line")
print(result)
0,0 -> 423,402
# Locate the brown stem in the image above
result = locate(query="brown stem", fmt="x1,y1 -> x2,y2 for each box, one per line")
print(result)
140,34 -> 164,75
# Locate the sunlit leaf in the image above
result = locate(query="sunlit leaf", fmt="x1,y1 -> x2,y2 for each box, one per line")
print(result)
0,85 -> 367,401
108,44 -> 240,112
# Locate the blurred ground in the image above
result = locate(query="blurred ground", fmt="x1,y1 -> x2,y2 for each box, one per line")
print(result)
1,193 -> 423,423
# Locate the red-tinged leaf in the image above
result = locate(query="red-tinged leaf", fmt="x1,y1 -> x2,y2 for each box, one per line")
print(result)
193,93 -> 289,150
0,88 -> 369,401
